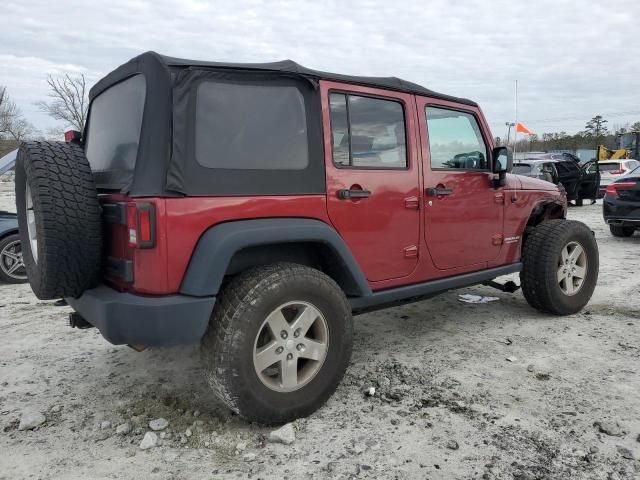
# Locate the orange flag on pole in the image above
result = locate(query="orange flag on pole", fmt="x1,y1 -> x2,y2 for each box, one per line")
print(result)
515,122 -> 534,135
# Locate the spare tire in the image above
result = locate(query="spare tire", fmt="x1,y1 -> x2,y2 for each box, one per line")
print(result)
15,141 -> 102,300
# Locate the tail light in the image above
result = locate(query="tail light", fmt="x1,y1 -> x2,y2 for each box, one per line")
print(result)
64,130 -> 82,144
608,169 -> 625,175
605,182 -> 635,199
126,202 -> 156,248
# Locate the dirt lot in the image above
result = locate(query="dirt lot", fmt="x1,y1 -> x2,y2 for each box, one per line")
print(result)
1,181 -> 639,480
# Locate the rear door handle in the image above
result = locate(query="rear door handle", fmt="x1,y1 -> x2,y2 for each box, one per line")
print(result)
338,189 -> 372,200
426,187 -> 453,197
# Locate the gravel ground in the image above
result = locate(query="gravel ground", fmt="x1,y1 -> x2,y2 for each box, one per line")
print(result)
1,180 -> 639,479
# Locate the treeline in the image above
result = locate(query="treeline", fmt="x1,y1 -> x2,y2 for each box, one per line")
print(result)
498,115 -> 640,152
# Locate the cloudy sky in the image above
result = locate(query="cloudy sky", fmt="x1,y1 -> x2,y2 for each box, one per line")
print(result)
2,0 -> 639,139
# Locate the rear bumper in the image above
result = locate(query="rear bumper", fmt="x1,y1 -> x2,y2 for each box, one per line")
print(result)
66,286 -> 215,346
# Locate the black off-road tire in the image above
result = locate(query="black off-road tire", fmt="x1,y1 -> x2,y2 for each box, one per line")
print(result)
521,219 -> 598,315
201,262 -> 353,424
609,225 -> 635,237
15,141 -> 102,299
574,198 -> 584,207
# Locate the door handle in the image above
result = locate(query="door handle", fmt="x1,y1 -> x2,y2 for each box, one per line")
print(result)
337,189 -> 372,200
426,187 -> 453,197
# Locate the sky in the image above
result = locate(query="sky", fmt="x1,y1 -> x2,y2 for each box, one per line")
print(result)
1,0 -> 639,140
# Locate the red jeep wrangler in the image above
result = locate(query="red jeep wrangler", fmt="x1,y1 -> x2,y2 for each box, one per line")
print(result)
15,52 -> 598,423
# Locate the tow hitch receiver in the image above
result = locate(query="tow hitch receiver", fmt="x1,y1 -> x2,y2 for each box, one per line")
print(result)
483,279 -> 521,293
69,312 -> 94,329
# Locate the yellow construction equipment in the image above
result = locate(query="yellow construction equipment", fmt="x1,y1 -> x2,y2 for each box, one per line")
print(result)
597,131 -> 640,161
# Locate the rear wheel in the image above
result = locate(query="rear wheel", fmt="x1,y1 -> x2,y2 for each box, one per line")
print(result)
609,225 -> 635,237
574,198 -> 584,207
0,233 -> 28,284
521,220 -> 598,315
201,263 -> 353,424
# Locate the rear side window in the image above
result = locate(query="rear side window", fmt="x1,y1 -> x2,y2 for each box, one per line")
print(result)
329,93 -> 407,169
512,164 -> 532,174
600,163 -> 621,172
425,107 -> 488,170
195,82 -> 308,170
85,74 -> 146,177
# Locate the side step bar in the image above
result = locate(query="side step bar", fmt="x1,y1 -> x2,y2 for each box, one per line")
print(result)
350,263 -> 522,314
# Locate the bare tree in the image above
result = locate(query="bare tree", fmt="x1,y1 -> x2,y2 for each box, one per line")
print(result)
35,74 -> 88,132
0,85 -> 36,143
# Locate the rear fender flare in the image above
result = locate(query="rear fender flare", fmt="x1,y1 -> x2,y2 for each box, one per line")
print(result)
179,218 -> 371,298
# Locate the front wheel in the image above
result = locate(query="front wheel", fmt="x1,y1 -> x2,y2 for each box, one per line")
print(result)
201,263 -> 353,424
521,220 -> 599,315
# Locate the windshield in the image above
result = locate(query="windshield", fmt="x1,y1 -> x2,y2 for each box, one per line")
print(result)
620,132 -> 638,151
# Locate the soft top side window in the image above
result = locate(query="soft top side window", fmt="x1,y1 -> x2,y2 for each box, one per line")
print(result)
425,106 -> 488,171
195,81 -> 308,170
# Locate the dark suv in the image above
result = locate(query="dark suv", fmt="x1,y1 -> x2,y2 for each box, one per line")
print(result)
512,158 -> 600,205
14,52 -> 599,423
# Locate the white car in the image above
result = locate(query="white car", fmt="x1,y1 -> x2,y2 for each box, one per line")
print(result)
586,159 -> 640,196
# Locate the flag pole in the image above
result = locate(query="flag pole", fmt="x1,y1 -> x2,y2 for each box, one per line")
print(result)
514,79 -> 518,158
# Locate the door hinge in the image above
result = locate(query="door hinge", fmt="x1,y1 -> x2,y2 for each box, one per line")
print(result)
494,192 -> 505,204
492,234 -> 504,246
404,196 -> 420,209
403,245 -> 419,258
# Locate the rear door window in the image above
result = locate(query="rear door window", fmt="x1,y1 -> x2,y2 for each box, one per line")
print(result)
85,74 -> 146,178
329,93 -> 407,169
195,82 -> 308,170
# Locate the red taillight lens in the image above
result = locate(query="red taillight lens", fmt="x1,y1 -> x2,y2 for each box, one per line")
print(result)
126,202 -> 156,248
138,209 -> 152,244
608,169 -> 624,175
605,182 -> 635,199
64,130 -> 81,143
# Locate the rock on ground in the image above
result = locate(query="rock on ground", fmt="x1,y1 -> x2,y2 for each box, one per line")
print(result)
595,420 -> 625,437
18,411 -> 46,431
139,432 -> 158,450
116,423 -> 131,435
149,418 -> 169,431
268,423 -> 296,445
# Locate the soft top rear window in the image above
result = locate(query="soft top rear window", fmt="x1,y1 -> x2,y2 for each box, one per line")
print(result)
195,82 -> 308,170
85,74 -> 146,188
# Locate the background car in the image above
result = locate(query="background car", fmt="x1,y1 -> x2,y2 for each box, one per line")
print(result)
603,166 -> 640,237
0,210 -> 26,283
512,158 -> 599,205
0,149 -> 26,284
586,159 -> 640,197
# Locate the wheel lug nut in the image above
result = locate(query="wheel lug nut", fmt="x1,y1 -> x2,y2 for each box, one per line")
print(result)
275,346 -> 284,354
293,329 -> 301,338
296,343 -> 305,352
280,331 -> 288,339
286,353 -> 293,360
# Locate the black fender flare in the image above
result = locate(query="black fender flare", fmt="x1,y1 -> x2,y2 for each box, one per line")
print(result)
179,218 -> 371,297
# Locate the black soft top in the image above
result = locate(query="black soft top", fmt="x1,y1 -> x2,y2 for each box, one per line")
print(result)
90,51 -> 477,106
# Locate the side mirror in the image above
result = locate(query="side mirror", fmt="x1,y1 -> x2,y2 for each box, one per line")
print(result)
492,146 -> 513,174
